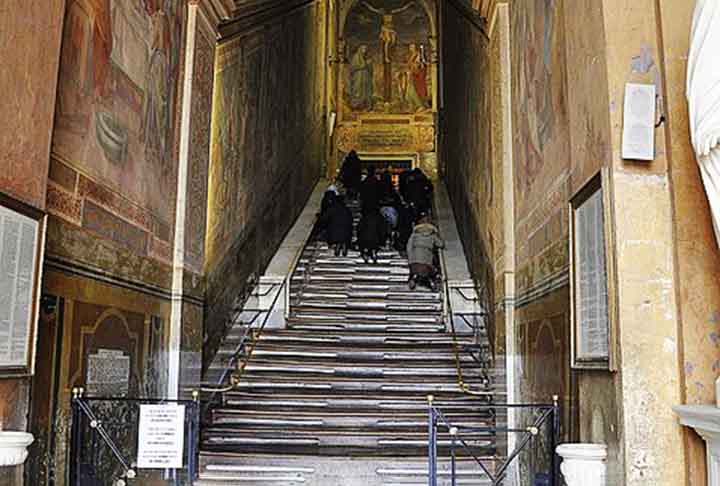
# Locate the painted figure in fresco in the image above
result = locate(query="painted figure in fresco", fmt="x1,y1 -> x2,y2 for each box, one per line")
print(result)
406,43 -> 428,111
89,0 -> 113,100
141,8 -> 172,164
361,1 -> 416,63
348,45 -> 374,110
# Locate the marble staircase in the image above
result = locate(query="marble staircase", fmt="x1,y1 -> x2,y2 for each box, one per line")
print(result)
199,199 -> 496,485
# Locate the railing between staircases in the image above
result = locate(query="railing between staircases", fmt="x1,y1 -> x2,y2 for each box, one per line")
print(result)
199,217 -> 315,395
199,280 -> 287,395
435,242 -> 562,486
436,246 -> 491,396
69,389 -> 201,486
427,394 -> 561,486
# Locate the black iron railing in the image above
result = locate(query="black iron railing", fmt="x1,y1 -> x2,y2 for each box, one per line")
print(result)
69,390 -> 200,486
427,395 -> 561,486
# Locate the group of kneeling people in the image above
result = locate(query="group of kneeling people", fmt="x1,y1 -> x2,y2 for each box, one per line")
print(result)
315,161 -> 444,291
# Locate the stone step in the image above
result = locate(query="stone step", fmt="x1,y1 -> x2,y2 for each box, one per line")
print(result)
291,290 -> 441,301
220,332 -> 474,349
208,415 -> 493,432
221,349 -> 478,365
219,395 -> 493,412
199,455 -> 493,486
222,380 -> 492,397
292,301 -> 443,312
202,433 -> 494,457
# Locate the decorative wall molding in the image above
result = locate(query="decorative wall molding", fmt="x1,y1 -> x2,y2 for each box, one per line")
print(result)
514,267 -> 569,309
44,255 -> 204,307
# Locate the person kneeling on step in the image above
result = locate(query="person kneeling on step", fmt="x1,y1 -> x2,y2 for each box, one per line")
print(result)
407,213 -> 444,291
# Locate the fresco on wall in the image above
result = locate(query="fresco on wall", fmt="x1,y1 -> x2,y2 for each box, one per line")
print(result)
343,0 -> 432,114
512,0 -> 567,199
52,0 -> 184,223
205,6 -> 325,362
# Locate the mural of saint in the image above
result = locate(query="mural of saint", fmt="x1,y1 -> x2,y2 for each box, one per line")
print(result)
348,45 -> 374,110
52,0 -> 184,222
141,8 -> 172,164
406,43 -> 429,111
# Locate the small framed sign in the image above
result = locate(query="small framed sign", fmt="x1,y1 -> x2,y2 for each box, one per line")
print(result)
569,169 -> 617,371
0,194 -> 46,377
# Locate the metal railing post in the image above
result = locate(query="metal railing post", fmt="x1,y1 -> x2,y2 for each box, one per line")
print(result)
69,387 -> 84,486
189,391 -> 200,482
450,426 -> 458,486
428,395 -> 438,486
551,394 -> 561,486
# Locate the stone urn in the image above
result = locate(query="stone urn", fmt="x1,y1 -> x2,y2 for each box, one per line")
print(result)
0,431 -> 34,467
556,443 -> 607,486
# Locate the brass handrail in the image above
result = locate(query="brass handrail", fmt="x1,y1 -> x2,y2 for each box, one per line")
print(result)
200,208 -> 322,395
200,281 -> 286,394
437,244 -> 489,397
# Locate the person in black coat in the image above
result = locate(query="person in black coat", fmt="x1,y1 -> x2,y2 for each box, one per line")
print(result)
399,168 -> 411,201
406,168 -> 434,213
340,151 -> 362,199
357,206 -> 387,263
321,188 -> 337,215
317,197 -> 353,256
360,167 -> 383,212
394,202 -> 415,255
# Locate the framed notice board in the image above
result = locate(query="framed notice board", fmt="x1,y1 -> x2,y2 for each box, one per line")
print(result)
569,169 -> 617,371
0,194 -> 46,377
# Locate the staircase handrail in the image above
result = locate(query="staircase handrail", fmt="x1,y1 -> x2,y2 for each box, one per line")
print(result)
199,279 -> 287,394
200,210 -> 320,395
437,245 -> 490,396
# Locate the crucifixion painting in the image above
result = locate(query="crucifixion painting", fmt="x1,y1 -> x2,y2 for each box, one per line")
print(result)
361,1 -> 415,63
343,0 -> 432,114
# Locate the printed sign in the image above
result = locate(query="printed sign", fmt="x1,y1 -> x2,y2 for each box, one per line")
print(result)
137,404 -> 186,469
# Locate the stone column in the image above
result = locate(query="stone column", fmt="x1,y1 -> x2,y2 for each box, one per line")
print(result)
168,1 -> 200,399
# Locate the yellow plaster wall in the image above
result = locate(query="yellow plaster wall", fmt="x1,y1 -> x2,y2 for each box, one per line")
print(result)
601,0 -> 685,484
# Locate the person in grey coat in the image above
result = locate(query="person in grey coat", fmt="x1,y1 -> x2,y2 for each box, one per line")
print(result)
406,214 -> 444,290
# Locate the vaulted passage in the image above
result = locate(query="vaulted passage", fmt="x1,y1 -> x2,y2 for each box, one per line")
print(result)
2,1 -> 720,486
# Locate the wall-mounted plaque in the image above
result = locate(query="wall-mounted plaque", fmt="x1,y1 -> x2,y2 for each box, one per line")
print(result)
86,348 -> 131,397
569,169 -> 617,370
0,196 -> 45,377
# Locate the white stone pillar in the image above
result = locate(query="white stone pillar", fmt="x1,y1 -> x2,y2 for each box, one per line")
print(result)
556,444 -> 608,486
168,2 -> 199,399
